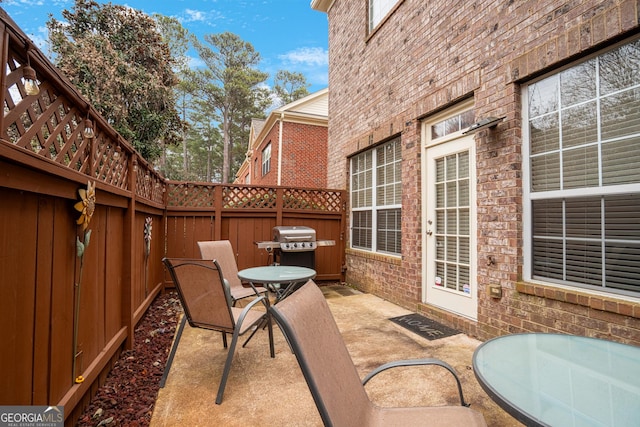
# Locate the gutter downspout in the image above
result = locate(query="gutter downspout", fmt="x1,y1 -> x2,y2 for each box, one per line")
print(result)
277,112 -> 284,185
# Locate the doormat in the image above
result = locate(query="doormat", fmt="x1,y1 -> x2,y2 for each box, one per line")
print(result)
389,313 -> 460,341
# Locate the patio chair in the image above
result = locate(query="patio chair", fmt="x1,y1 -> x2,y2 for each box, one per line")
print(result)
198,240 -> 268,305
162,257 -> 274,404
269,280 -> 487,427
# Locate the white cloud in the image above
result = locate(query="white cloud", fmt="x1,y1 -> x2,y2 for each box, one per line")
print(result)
278,47 -> 328,67
183,9 -> 207,23
188,55 -> 205,69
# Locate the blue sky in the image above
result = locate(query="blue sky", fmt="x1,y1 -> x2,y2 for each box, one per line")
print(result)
1,0 -> 329,92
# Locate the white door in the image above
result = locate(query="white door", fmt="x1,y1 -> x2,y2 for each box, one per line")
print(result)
423,134 -> 478,320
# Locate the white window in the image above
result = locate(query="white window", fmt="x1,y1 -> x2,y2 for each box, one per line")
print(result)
369,0 -> 400,32
350,137 -> 401,255
524,38 -> 640,295
261,143 -> 271,176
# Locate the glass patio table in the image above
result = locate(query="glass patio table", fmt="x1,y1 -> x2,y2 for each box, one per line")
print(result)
238,265 -> 316,303
472,333 -> 640,427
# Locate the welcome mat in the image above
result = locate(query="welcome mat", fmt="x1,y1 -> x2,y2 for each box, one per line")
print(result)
389,313 -> 460,341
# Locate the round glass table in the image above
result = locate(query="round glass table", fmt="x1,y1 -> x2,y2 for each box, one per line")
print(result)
238,265 -> 316,303
473,333 -> 640,427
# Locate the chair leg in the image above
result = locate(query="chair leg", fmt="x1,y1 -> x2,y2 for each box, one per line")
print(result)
216,328 -> 241,404
221,332 -> 228,348
266,312 -> 274,358
242,318 -> 263,348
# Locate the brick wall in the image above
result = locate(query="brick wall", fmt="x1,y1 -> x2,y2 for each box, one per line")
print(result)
326,0 -> 640,344
280,122 -> 328,188
250,121 -> 328,188
251,124 -> 279,186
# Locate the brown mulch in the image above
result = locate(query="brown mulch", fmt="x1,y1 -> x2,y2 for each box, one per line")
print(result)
76,291 -> 183,427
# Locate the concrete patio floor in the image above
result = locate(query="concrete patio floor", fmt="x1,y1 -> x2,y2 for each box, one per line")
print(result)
150,283 -> 522,426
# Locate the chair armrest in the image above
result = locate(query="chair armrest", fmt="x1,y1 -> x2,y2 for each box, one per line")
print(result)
362,358 -> 470,407
235,295 -> 267,325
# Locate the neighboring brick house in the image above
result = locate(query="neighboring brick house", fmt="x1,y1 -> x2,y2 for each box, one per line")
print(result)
235,88 -> 328,188
312,0 -> 640,346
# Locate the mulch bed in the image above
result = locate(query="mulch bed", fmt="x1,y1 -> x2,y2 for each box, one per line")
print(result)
76,291 -> 183,427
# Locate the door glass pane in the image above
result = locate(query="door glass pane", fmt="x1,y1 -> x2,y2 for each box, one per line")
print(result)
436,183 -> 445,208
446,155 -> 456,180
446,182 -> 457,207
446,264 -> 457,290
458,152 -> 469,178
459,180 -> 469,206
435,262 -> 445,287
433,150 -> 470,294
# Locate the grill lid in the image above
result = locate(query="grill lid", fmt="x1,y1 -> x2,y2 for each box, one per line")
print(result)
273,226 -> 316,242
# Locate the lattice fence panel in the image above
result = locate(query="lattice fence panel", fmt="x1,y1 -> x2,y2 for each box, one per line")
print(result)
134,167 -> 165,204
223,186 -> 277,209
3,48 -> 90,174
166,183 -> 215,207
283,188 -> 344,212
93,134 -> 129,190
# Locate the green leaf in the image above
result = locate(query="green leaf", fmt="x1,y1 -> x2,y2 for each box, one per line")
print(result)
76,236 -> 85,258
84,229 -> 92,249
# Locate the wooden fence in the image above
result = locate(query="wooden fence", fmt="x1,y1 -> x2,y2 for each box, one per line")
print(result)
0,9 -> 345,426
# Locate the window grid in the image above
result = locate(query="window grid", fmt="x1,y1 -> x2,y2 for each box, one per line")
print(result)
434,152 -> 471,294
350,138 -> 401,255
527,38 -> 640,295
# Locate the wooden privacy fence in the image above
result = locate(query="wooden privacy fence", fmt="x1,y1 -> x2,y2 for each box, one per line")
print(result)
0,8 -> 345,426
165,182 -> 345,279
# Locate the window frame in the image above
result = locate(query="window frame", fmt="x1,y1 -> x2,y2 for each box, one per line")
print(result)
261,143 -> 271,177
367,0 -> 403,35
349,137 -> 402,256
522,36 -> 640,298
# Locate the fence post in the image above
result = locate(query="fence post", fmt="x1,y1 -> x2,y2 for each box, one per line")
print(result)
276,187 -> 284,225
122,157 -> 137,350
213,184 -> 223,240
0,23 -> 7,135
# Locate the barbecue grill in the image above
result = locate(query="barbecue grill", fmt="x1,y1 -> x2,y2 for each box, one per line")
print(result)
256,226 -> 335,269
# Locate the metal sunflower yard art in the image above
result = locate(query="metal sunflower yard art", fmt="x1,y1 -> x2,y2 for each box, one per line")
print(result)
144,217 -> 153,295
72,181 -> 96,384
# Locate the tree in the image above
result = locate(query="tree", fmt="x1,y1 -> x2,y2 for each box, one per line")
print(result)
154,15 -> 197,176
273,70 -> 310,107
194,32 -> 269,183
47,0 -> 181,162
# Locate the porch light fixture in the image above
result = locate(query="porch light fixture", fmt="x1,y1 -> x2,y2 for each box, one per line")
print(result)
23,53 -> 39,96
83,118 -> 95,139
462,116 -> 505,135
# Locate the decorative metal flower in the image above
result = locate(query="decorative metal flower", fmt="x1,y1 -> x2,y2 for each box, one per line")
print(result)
144,217 -> 153,256
74,181 -> 96,231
